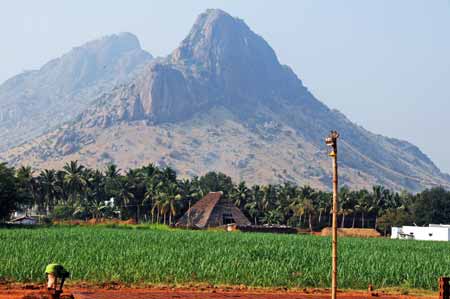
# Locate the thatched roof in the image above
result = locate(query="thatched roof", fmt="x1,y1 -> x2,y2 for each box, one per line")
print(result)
7,216 -> 38,224
176,192 -> 250,228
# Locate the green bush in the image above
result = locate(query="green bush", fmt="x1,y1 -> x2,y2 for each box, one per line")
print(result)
51,205 -> 76,220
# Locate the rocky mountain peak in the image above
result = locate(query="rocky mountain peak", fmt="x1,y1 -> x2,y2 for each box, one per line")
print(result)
80,32 -> 142,52
171,9 -> 281,75
38,32 -> 152,90
167,9 -> 303,110
174,9 -> 250,56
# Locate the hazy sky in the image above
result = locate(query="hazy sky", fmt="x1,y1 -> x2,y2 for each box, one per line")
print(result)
1,1 -> 449,173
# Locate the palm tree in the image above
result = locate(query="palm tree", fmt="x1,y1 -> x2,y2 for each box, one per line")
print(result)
231,182 -> 250,210
339,186 -> 351,228
156,181 -> 181,225
262,184 -> 278,213
168,193 -> 182,225
290,197 -> 315,231
63,161 -> 87,203
262,209 -> 283,225
245,185 -> 265,225
187,177 -> 204,203
124,169 -> 146,222
144,177 -> 159,223
73,199 -> 109,221
105,164 -> 120,178
316,191 -> 331,226
104,164 -> 121,201
299,186 -> 318,230
372,185 -> 386,229
276,182 -> 296,223
305,199 -> 316,231
178,178 -> 203,226
16,166 -> 33,181
158,195 -> 169,225
87,170 -> 106,201
161,167 -> 177,182
116,179 -> 135,219
154,199 -> 164,224
140,163 -> 160,179
355,190 -> 374,228
348,191 -> 359,228
39,169 -> 60,214
16,166 -> 35,213
55,170 -> 69,203
245,200 -> 259,225
88,200 -> 109,220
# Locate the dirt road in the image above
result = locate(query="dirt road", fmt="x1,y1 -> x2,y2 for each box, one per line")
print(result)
0,287 -> 436,299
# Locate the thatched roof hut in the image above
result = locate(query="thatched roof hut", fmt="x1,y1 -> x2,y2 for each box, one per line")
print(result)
7,216 -> 38,225
176,192 -> 251,228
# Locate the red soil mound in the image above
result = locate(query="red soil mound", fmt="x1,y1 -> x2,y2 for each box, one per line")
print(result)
320,228 -> 381,238
54,218 -> 136,226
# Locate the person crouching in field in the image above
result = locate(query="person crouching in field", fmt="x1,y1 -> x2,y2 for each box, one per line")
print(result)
45,263 -> 70,291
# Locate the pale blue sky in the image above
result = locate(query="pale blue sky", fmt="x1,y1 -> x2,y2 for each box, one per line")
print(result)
1,1 -> 449,173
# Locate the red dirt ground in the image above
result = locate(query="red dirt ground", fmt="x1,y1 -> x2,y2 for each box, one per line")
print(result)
0,286 -> 436,299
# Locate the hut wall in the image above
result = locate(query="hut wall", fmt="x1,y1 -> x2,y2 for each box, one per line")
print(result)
207,201 -> 251,227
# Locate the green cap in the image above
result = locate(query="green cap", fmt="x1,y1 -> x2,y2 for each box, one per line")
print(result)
45,263 -> 69,277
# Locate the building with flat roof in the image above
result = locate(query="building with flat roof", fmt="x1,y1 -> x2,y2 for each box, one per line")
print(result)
391,224 -> 450,241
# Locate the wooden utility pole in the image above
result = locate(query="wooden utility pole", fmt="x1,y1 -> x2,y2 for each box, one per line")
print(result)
325,131 -> 340,299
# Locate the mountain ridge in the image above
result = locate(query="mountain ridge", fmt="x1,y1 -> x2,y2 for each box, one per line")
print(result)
1,9 -> 448,192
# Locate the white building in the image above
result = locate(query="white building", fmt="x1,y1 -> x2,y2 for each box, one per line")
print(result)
391,224 -> 450,241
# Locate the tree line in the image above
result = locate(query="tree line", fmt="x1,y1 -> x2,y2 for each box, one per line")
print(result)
1,161 -> 450,234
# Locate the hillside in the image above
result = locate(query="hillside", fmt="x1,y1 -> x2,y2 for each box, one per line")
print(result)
0,32 -> 152,150
1,9 -> 449,192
